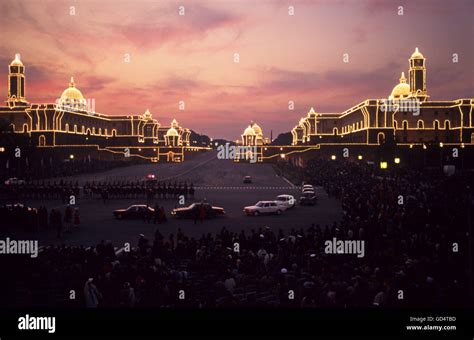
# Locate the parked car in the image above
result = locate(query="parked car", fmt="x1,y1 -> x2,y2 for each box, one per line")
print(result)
171,202 -> 225,219
275,194 -> 295,209
4,178 -> 26,186
300,191 -> 317,206
113,205 -> 155,219
243,176 -> 252,184
244,201 -> 284,216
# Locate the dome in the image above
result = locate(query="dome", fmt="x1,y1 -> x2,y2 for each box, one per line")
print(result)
251,123 -> 263,135
410,47 -> 424,59
390,72 -> 411,99
243,125 -> 256,136
166,127 -> 179,137
60,77 -> 85,102
10,53 -> 23,67
143,109 -> 152,119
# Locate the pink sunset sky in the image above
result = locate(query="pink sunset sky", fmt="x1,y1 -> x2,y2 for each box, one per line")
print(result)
0,0 -> 472,140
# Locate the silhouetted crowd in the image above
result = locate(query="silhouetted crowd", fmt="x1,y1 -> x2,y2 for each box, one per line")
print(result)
2,160 -> 472,308
83,181 -> 194,202
0,203 -> 80,236
0,180 -> 195,202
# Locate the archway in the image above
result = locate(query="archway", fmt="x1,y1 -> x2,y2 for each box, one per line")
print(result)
377,132 -> 385,145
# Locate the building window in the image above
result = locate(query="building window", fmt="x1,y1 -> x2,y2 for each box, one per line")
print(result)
417,120 -> 424,129
38,135 -> 46,146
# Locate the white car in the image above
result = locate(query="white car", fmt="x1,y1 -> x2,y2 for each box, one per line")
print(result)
4,178 -> 26,186
244,201 -> 284,216
275,194 -> 295,209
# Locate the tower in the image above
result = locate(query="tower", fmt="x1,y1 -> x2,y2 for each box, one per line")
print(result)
7,53 -> 27,106
409,48 -> 428,101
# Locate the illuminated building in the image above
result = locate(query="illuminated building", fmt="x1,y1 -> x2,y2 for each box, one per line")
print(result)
291,48 -> 474,147
234,122 -> 270,162
241,122 -> 269,146
0,54 -> 194,162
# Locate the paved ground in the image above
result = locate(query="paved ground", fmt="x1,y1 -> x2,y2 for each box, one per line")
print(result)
1,150 -> 342,247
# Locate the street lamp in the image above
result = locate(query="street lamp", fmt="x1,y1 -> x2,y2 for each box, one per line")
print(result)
394,157 -> 400,164
331,155 -> 336,160
69,154 -> 74,160
358,155 -> 363,160
380,161 -> 388,169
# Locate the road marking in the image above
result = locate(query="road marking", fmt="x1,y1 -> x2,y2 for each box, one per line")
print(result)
193,186 -> 301,190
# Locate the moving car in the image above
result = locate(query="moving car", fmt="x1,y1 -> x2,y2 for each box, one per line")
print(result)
171,202 -> 225,219
275,194 -> 296,209
113,205 -> 155,219
300,191 -> 317,206
244,201 -> 284,216
4,178 -> 26,186
145,173 -> 158,183
243,176 -> 252,184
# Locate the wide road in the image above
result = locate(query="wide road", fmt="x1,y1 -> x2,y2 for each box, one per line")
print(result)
3,150 -> 342,247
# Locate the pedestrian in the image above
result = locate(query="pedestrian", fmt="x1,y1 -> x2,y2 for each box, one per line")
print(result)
159,206 -> 167,223
153,204 -> 160,224
199,203 -> 206,223
74,208 -> 80,229
84,278 -> 102,308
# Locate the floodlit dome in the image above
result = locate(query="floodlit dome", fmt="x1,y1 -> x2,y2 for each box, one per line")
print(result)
10,53 -> 23,67
60,77 -> 85,102
410,47 -> 424,59
166,127 -> 179,137
251,123 -> 263,135
243,125 -> 256,136
143,109 -> 152,119
390,72 -> 411,99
